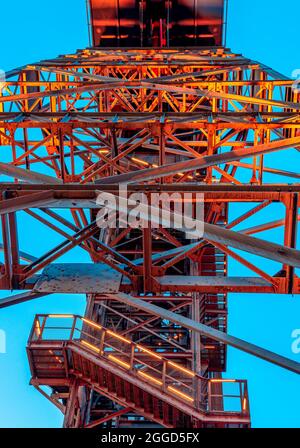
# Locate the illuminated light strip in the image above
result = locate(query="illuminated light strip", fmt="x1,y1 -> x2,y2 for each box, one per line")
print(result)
136,345 -> 162,360
108,355 -> 131,370
176,173 -> 194,180
210,379 -> 236,383
35,320 -> 41,337
243,397 -> 248,411
137,371 -> 163,386
106,330 -> 131,344
131,157 -> 149,167
168,361 -> 195,377
81,340 -> 100,353
82,318 -> 102,331
49,349 -> 63,364
48,314 -> 74,319
204,345 -> 215,350
167,386 -> 194,402
100,35 -> 129,39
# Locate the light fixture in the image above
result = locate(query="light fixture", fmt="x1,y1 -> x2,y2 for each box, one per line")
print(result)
107,330 -> 131,344
108,354 -> 131,369
82,317 -> 102,331
137,371 -> 163,386
167,386 -> 194,402
81,340 -> 100,353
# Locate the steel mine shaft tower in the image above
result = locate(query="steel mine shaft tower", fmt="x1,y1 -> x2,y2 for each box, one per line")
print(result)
0,0 -> 300,428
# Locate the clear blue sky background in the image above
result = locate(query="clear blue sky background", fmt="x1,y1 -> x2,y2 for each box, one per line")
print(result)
0,0 -> 300,428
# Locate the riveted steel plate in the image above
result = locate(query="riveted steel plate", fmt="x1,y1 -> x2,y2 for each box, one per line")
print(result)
33,263 -> 122,293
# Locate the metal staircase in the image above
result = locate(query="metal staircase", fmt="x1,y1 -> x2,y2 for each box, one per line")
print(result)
27,314 -> 250,428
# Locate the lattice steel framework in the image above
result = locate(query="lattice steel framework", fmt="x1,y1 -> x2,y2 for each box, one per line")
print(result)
1,1 -> 300,429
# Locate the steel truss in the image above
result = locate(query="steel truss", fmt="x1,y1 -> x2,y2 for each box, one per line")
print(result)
1,46 -> 300,428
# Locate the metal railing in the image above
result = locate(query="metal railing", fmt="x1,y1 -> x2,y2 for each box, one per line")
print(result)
29,314 -> 249,416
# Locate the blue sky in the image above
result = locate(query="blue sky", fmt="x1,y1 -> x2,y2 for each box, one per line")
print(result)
0,0 -> 299,428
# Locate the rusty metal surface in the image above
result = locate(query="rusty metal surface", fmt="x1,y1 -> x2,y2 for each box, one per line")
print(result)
155,275 -> 274,288
33,263 -> 122,293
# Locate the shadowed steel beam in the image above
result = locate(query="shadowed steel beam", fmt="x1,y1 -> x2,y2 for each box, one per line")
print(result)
1,183 -> 300,193
33,385 -> 65,413
84,407 -> 132,428
133,241 -> 199,265
229,161 -> 300,179
0,243 -> 37,262
96,135 -> 300,184
0,162 -> 63,184
113,293 -> 300,374
241,215 -> 300,235
0,291 -> 48,308
203,221 -> 300,268
0,191 -> 56,215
